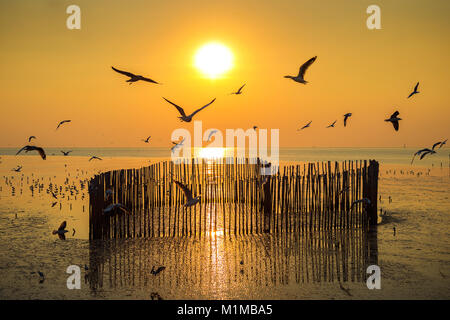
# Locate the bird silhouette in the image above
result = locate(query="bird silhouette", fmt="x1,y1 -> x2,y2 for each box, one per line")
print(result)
298,121 -> 312,130
142,136 -> 151,143
52,221 -> 68,240
56,120 -> 71,130
61,150 -> 72,156
174,180 -> 201,207
150,266 -> 166,276
171,138 -> 185,153
350,198 -> 371,211
206,130 -> 218,142
385,111 -> 401,131
343,113 -> 352,127
89,156 -> 102,161
284,56 -> 317,84
12,166 -> 22,172
407,82 -> 420,98
111,66 -> 160,84
327,120 -> 337,128
163,97 -> 216,122
16,145 -> 46,160
231,84 -> 246,95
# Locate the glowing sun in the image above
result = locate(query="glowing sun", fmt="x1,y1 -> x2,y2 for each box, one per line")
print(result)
194,42 -> 233,79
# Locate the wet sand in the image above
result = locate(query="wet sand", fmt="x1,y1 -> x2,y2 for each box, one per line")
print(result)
0,155 -> 449,299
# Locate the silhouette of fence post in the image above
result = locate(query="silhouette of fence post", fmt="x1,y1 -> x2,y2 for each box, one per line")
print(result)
263,177 -> 272,233
367,160 -> 379,227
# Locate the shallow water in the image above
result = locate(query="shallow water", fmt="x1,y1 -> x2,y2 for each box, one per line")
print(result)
0,148 -> 449,299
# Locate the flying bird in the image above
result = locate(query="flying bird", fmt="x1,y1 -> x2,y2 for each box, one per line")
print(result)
350,198 -> 371,211
298,121 -> 312,130
111,66 -> 160,84
384,111 -> 401,131
61,150 -> 72,156
163,97 -> 216,122
52,221 -> 68,240
103,203 -> 130,215
432,139 -> 447,150
284,56 -> 317,84
89,156 -> 102,161
326,120 -> 337,128
231,84 -> 246,95
56,120 -> 71,130
407,82 -> 420,98
12,166 -> 22,172
343,113 -> 352,127
207,130 -> 218,142
142,136 -> 151,143
171,138 -> 185,153
28,136 -> 36,142
16,145 -> 46,160
150,266 -> 166,276
419,149 -> 436,160
411,148 -> 432,164
174,180 -> 201,207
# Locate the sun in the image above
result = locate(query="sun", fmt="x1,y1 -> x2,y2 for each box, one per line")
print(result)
194,42 -> 233,79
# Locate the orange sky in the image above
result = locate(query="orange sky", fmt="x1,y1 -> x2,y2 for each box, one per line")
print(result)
0,0 -> 449,148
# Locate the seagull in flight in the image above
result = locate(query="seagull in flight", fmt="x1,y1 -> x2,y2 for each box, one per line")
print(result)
206,130 -> 218,142
12,166 -> 22,172
52,221 -> 68,240
28,136 -> 36,142
56,120 -> 71,130
111,66 -> 160,85
142,136 -> 151,143
298,121 -> 312,130
150,266 -> 166,276
171,138 -> 185,153
231,84 -> 246,95
419,149 -> 436,160
89,156 -> 102,161
407,82 -> 420,99
174,180 -> 201,207
411,148 -> 435,164
61,150 -> 72,156
326,120 -> 337,128
103,203 -> 130,215
432,139 -> 447,150
350,198 -> 371,211
343,113 -> 352,127
284,56 -> 317,84
163,97 -> 216,122
385,111 -> 401,131
16,145 -> 46,160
